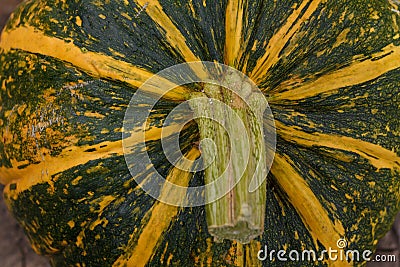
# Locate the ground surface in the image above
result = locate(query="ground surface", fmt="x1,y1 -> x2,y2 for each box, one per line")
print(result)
0,2 -> 52,266
0,0 -> 399,266
0,185 -> 51,267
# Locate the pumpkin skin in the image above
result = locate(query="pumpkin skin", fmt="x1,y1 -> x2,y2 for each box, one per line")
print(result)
1,0 -> 400,266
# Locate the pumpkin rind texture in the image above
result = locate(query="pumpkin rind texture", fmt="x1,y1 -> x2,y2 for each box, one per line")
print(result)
1,0 -> 400,266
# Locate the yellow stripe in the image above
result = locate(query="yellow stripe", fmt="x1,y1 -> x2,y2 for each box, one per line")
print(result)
135,0 -> 199,63
113,148 -> 200,267
235,242 -> 244,266
224,0 -> 245,67
0,26 -> 189,100
271,154 -> 349,266
250,0 -> 323,82
1,124 -> 181,196
272,44 -> 400,102
134,0 -> 209,78
275,121 -> 400,171
246,241 -> 262,267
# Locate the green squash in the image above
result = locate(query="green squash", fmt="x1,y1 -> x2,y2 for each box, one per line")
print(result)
1,0 -> 400,266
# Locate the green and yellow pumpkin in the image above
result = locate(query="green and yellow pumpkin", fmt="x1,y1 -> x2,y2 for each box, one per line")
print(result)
1,0 -> 400,266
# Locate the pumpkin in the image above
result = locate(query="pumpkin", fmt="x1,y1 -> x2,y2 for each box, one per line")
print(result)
1,0 -> 400,266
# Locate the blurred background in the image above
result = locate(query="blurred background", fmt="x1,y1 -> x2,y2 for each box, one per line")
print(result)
0,0 -> 399,266
0,1 -> 52,266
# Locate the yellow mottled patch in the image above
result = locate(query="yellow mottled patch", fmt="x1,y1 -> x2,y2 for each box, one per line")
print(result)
355,174 -> 363,180
71,176 -> 83,186
75,16 -> 82,26
371,11 -> 380,20
86,164 -> 109,174
18,60 -> 26,68
89,217 -> 109,231
76,234 -> 85,249
332,28 -> 351,49
96,195 -> 116,212
83,111 -> 105,119
108,47 -> 126,58
166,254 -> 173,265
371,108 -> 379,115
120,12 -> 132,20
251,40 -> 258,51
160,242 -> 169,264
1,80 -> 6,91
294,231 -> 299,240
201,238 -> 214,265
98,14 -> 106,19
68,220 -> 75,228
49,18 -> 59,24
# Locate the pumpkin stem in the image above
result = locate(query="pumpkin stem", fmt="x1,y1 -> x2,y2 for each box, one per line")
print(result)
189,70 -> 268,244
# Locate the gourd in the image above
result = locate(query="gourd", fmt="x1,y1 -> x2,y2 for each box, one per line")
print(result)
1,0 -> 400,266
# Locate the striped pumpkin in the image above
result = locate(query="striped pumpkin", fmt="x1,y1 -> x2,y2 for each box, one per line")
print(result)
1,0 -> 400,266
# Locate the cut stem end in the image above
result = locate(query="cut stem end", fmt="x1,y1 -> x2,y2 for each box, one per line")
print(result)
189,71 -> 268,244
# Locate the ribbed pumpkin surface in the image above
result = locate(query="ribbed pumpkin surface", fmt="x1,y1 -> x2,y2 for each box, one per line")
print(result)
0,0 -> 400,266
